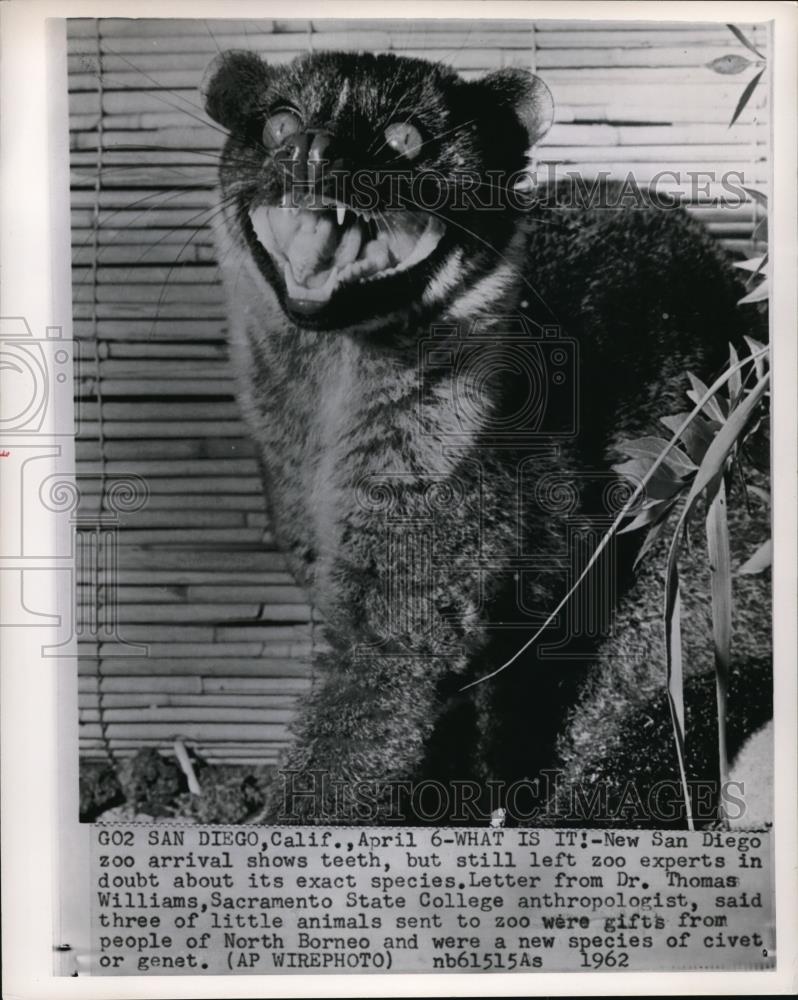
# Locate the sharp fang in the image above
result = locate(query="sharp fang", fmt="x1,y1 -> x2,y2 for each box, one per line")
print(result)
336,205 -> 346,226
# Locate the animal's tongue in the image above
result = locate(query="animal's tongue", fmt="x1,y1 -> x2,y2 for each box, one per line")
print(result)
264,208 -> 364,287
285,213 -> 337,286
249,205 -> 444,306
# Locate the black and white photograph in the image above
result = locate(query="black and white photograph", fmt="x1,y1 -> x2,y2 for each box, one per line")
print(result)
1,0 -> 796,991
68,14 -> 774,829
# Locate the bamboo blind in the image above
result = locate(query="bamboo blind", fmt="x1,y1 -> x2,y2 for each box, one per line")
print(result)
68,17 -> 769,766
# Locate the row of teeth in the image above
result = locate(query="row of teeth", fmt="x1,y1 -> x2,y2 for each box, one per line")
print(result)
282,219 -> 443,301
281,194 -> 380,227
251,204 -> 444,303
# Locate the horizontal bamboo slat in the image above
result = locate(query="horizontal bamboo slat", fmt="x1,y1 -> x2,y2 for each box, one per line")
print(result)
72,284 -> 224,305
82,751 -> 279,761
82,641 -> 313,658
79,657 -> 312,676
77,421 -> 245,439
79,693 -> 305,707
72,244 -> 217,266
78,566 -> 290,584
78,722 -> 290,740
75,382 -> 235,399
81,706 -> 294,723
75,359 -> 229,378
80,745 -> 281,755
77,528 -> 273,546
75,443 -> 252,464
85,623 -> 310,642
81,747 -> 282,760
67,18 -> 759,37
71,189 -> 211,209
74,264 -> 218,284
80,584 -> 305,603
77,602 -> 310,623
73,318 -> 226,337
73,510 -> 262,529
97,549 -> 287,568
80,680 -> 311,698
66,35 -> 761,75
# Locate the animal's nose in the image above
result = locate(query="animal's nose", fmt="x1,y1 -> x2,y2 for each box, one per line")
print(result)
307,130 -> 333,164
279,129 -> 344,187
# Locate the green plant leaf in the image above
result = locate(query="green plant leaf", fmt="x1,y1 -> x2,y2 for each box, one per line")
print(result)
616,436 -> 697,477
737,537 -> 773,574
726,23 -> 766,60
728,344 -> 742,404
751,216 -> 768,244
660,413 -> 715,465
744,338 -> 768,384
461,348 -> 769,696
729,68 -> 765,126
613,457 -> 685,500
688,372 -> 770,506
664,574 -> 693,830
708,54 -> 752,75
662,445 -> 697,478
619,496 -> 674,535
752,254 -> 769,280
735,254 -> 769,291
733,255 -> 767,273
632,503 -> 680,569
687,373 -> 727,423
662,371 -> 770,828
705,480 -> 732,822
738,279 -> 769,305
618,507 -> 662,536
742,186 -> 768,208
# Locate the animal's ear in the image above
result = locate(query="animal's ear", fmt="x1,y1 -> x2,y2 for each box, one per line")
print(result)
200,50 -> 273,131
479,68 -> 555,148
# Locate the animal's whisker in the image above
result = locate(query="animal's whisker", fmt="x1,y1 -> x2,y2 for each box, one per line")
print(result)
72,188 -> 227,288
97,41 -> 228,135
392,192 -> 560,321
147,197 -> 242,339
92,143 -> 261,171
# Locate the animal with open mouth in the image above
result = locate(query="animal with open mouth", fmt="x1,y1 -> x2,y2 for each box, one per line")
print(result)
201,48 -> 771,825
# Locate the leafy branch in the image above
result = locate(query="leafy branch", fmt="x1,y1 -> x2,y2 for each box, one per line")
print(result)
613,339 -> 770,829
461,344 -> 770,695
734,188 -> 769,304
706,24 -> 767,126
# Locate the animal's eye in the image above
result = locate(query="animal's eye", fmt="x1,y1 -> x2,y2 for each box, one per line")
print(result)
262,107 -> 302,148
384,121 -> 423,160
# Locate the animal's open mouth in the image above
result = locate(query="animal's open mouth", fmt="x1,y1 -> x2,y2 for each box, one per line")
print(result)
248,201 -> 446,313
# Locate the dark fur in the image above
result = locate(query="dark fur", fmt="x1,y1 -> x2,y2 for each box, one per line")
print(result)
202,50 -> 771,826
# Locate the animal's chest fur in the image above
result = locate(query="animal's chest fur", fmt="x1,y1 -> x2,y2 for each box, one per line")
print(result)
302,337 -> 367,555
234,305 -> 488,577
